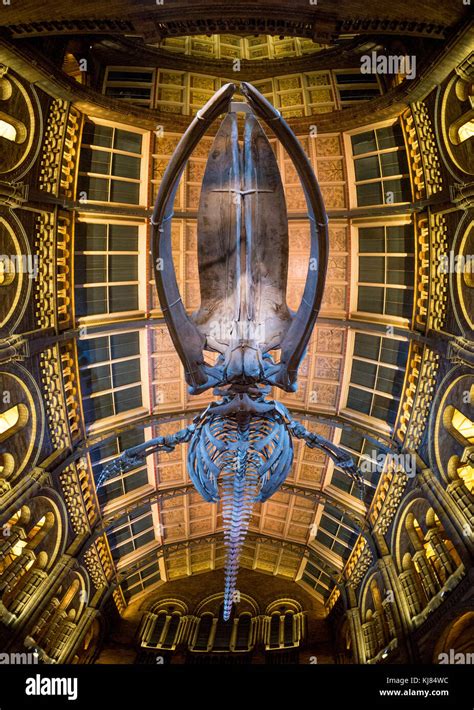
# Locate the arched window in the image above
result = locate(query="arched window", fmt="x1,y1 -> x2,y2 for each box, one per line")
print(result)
213,604 -> 234,650
0,404 -> 29,442
193,613 -> 213,651
148,612 -> 167,647
161,613 -> 180,649
269,613 -> 280,648
235,613 -> 252,651
283,612 -> 294,647
445,407 -> 474,445
444,405 -> 474,491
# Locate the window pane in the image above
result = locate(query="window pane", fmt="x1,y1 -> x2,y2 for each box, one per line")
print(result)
82,122 -> 113,148
109,285 -> 138,312
111,332 -> 140,359
386,287 -> 412,319
78,175 -> 109,202
383,178 -> 411,203
359,255 -> 384,283
380,150 -> 408,177
131,514 -> 152,535
123,468 -> 148,494
114,385 -> 142,413
114,129 -> 142,154
106,86 -> 152,101
99,478 -> 124,504
354,333 -> 380,360
107,70 -> 152,83
358,285 -> 384,313
351,130 -> 376,155
83,393 -> 113,423
355,155 -> 380,181
347,386 -> 372,414
112,540 -> 134,559
109,225 -> 139,251
356,181 -> 382,206
351,360 -> 377,389
340,430 -> 364,452
87,364 -> 112,393
80,147 -> 111,175
78,337 -> 109,365
331,469 -> 353,494
75,254 -> 106,284
381,339 -> 408,366
376,124 -> 404,150
119,428 -> 145,450
387,256 -> 413,285
372,394 -> 399,425
112,153 -> 141,179
76,222 -> 107,250
387,224 -> 413,252
75,285 -> 107,316
112,359 -> 140,387
359,227 -> 385,253
109,255 -> 138,282
110,179 -> 140,204
377,365 -> 401,395
320,515 -> 339,535
316,530 -> 334,549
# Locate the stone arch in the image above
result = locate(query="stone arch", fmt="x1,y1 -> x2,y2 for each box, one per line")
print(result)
433,611 -> 474,662
0,495 -> 64,621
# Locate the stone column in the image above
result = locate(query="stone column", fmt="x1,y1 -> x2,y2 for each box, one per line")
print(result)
399,567 -> 425,616
0,469 -> 51,528
8,569 -> 47,618
413,550 -> 439,598
0,548 -> 35,593
61,607 -> 99,663
425,528 -> 456,580
446,476 -> 474,531
0,525 -> 26,557
12,554 -> 75,638
362,620 -> 377,661
345,607 -> 366,664
418,468 -> 473,558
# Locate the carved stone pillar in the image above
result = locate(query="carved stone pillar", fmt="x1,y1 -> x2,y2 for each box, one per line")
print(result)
373,531 -> 413,636
0,525 -> 26,556
0,468 -> 51,528
446,477 -> 474,529
7,568 -> 47,618
61,607 -> 99,663
413,550 -> 439,598
50,619 -> 76,661
345,606 -> 366,664
425,528 -> 456,579
362,620 -> 377,660
15,554 -> 75,636
418,468 -> 473,558
399,568 -> 425,616
0,548 -> 35,594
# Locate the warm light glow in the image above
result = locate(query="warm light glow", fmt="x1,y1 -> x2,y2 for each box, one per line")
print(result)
0,119 -> 16,142
11,539 -> 27,557
0,405 -> 22,436
450,408 -> 474,444
458,119 -> 474,143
